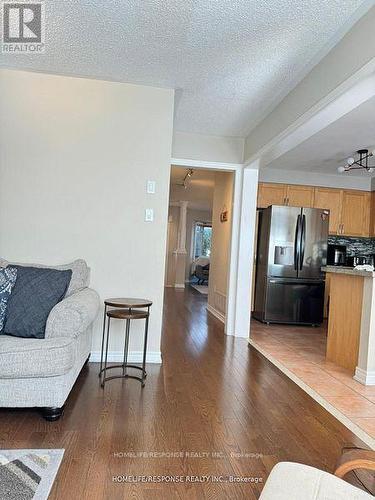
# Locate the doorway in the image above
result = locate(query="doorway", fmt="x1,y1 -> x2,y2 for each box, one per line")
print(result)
164,166 -> 235,329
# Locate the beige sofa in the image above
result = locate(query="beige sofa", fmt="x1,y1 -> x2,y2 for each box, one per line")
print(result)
0,259 -> 100,421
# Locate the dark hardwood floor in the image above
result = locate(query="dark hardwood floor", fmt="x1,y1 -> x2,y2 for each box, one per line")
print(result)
0,287 -> 365,499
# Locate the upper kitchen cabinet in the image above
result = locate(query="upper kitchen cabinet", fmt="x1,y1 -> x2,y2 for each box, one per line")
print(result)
340,190 -> 371,237
257,183 -> 287,208
286,185 -> 314,208
258,183 -> 372,237
313,188 -> 342,235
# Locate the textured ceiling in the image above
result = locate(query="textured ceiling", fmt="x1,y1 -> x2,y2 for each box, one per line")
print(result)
266,95 -> 375,177
1,1 -> 369,137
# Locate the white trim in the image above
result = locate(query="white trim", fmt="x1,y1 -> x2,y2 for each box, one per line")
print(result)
249,339 -> 375,450
206,304 -> 225,324
90,350 -> 162,364
171,157 -> 243,171
174,283 -> 185,289
225,167 -> 242,335
354,367 -> 375,386
233,165 -> 259,339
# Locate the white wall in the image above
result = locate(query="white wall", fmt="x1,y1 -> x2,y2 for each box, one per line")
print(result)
172,131 -> 244,164
245,6 -> 375,160
259,168 -> 373,191
208,172 -> 234,319
0,69 -> 174,360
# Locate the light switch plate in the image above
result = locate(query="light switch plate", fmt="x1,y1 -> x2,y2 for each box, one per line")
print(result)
145,208 -> 154,222
147,180 -> 156,194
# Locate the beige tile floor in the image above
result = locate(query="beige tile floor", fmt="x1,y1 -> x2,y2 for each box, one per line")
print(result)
250,320 -> 375,441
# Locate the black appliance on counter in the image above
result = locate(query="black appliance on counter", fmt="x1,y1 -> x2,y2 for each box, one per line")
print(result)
346,255 -> 374,267
327,244 -> 347,266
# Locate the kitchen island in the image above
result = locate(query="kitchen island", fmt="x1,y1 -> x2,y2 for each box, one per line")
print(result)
322,265 -> 375,384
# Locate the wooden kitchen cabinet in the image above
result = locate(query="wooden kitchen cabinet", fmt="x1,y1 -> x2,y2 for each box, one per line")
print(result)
370,192 -> 375,237
340,190 -> 371,237
313,187 -> 343,235
258,182 -> 372,237
324,273 -> 331,319
257,183 -> 287,208
286,185 -> 314,208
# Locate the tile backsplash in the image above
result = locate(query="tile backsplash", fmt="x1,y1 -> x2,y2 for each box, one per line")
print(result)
328,236 -> 375,256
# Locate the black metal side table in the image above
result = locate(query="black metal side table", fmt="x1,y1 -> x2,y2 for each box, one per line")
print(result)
99,298 -> 152,388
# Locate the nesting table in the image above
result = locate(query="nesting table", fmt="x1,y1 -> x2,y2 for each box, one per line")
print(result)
99,298 -> 152,387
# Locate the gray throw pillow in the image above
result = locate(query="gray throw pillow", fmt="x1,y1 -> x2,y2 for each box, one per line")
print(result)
0,267 -> 18,331
3,266 -> 72,339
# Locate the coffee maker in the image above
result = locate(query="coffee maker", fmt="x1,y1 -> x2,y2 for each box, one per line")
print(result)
327,244 -> 347,266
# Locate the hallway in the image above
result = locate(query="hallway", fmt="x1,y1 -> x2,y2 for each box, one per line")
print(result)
0,287 -> 366,499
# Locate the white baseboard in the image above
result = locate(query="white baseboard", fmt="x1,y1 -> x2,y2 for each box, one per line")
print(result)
174,284 -> 185,289
90,351 -> 162,364
354,367 -> 375,386
206,304 -> 225,324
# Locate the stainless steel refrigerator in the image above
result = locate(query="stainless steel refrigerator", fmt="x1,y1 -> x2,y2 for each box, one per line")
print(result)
253,205 -> 329,326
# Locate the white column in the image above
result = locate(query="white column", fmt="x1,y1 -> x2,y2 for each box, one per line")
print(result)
174,201 -> 188,288
226,163 -> 259,337
354,277 -> 375,385
226,168 -> 242,335
176,201 -> 188,252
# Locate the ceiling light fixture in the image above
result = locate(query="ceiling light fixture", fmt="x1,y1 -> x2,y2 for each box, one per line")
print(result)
338,149 -> 375,174
183,169 -> 194,189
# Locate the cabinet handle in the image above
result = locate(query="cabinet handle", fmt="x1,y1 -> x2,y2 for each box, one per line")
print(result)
341,223 -> 344,235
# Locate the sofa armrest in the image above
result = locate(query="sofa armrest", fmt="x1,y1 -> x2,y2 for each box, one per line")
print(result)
335,448 -> 375,478
45,288 -> 100,339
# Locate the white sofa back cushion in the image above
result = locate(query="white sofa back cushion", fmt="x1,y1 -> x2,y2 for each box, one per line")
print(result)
0,259 -> 90,297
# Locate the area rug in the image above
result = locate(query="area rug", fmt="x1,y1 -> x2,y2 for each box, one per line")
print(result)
0,449 -> 64,500
191,284 -> 209,295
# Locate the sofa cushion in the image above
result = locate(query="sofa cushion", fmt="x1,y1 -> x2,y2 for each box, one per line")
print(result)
0,334 -> 75,378
3,266 -> 72,339
0,267 -> 18,331
0,259 -> 90,297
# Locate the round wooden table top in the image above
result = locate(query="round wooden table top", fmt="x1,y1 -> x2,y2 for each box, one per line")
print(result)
105,298 -> 153,308
107,308 -> 149,320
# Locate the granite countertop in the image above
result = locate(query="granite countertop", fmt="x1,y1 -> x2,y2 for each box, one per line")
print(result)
322,265 -> 375,278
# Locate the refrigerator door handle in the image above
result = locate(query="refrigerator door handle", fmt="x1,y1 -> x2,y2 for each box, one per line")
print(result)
294,214 -> 301,271
299,214 -> 306,270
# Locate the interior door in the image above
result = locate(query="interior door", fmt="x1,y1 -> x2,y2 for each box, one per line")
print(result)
298,208 -> 328,279
268,206 -> 301,278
